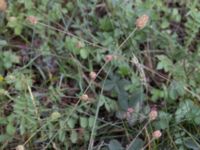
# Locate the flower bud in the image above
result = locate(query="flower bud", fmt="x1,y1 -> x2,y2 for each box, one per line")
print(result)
89,71 -> 97,80
152,130 -> 162,139
76,41 -> 85,49
149,110 -> 158,121
136,14 -> 149,29
105,54 -> 113,62
127,107 -> 134,113
16,145 -> 25,150
27,16 -> 38,25
80,94 -> 89,101
0,0 -> 7,12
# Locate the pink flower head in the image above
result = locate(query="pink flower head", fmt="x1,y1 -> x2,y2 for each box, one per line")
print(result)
136,14 -> 149,29
149,110 -> 158,121
80,94 -> 89,101
89,71 -> 97,80
126,108 -> 134,119
27,16 -> 38,25
152,130 -> 162,139
105,54 -> 113,62
127,107 -> 134,113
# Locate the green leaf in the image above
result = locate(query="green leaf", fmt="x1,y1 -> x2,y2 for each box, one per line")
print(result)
58,129 -> 66,142
80,117 -> 88,128
104,97 -> 117,112
50,111 -> 61,121
156,55 -> 173,72
88,116 -> 95,128
0,40 -> 7,47
0,135 -> 10,142
129,138 -> 145,150
67,118 -> 76,128
25,0 -> 33,9
118,65 -> 130,76
153,111 -> 172,129
151,88 -> 165,102
169,80 -> 185,100
127,113 -> 138,125
103,80 -> 115,91
80,48 -> 89,59
6,123 -> 16,135
65,37 -> 79,54
175,100 -> 200,124
70,130 -> 78,144
118,91 -> 129,110
108,140 -> 123,150
129,88 -> 144,107
99,17 -> 113,31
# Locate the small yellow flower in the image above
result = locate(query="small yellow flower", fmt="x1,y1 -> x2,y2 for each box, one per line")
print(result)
136,14 -> 149,29
0,0 -> 7,12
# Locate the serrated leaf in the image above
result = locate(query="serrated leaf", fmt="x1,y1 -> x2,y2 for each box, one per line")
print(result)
153,111 -> 172,129
6,123 -> 16,135
99,17 -> 113,31
156,55 -> 173,72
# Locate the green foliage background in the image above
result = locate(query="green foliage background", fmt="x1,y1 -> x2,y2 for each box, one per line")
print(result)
0,0 -> 200,149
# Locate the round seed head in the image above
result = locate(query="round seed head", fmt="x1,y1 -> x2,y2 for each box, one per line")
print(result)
105,54 -> 113,62
0,0 -> 7,12
16,145 -> 25,150
152,130 -> 162,139
89,71 -> 97,80
149,110 -> 158,121
27,16 -> 38,25
80,94 -> 89,101
136,14 -> 149,29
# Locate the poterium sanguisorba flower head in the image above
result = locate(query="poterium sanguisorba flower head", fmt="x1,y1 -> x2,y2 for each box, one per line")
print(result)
89,71 -> 97,80
152,130 -> 162,139
126,107 -> 134,119
127,107 -> 134,113
80,94 -> 89,101
0,0 -> 7,12
76,41 -> 85,49
149,109 -> 158,121
105,54 -> 113,62
105,54 -> 119,62
16,145 -> 25,150
136,14 -> 149,29
26,16 -> 38,25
